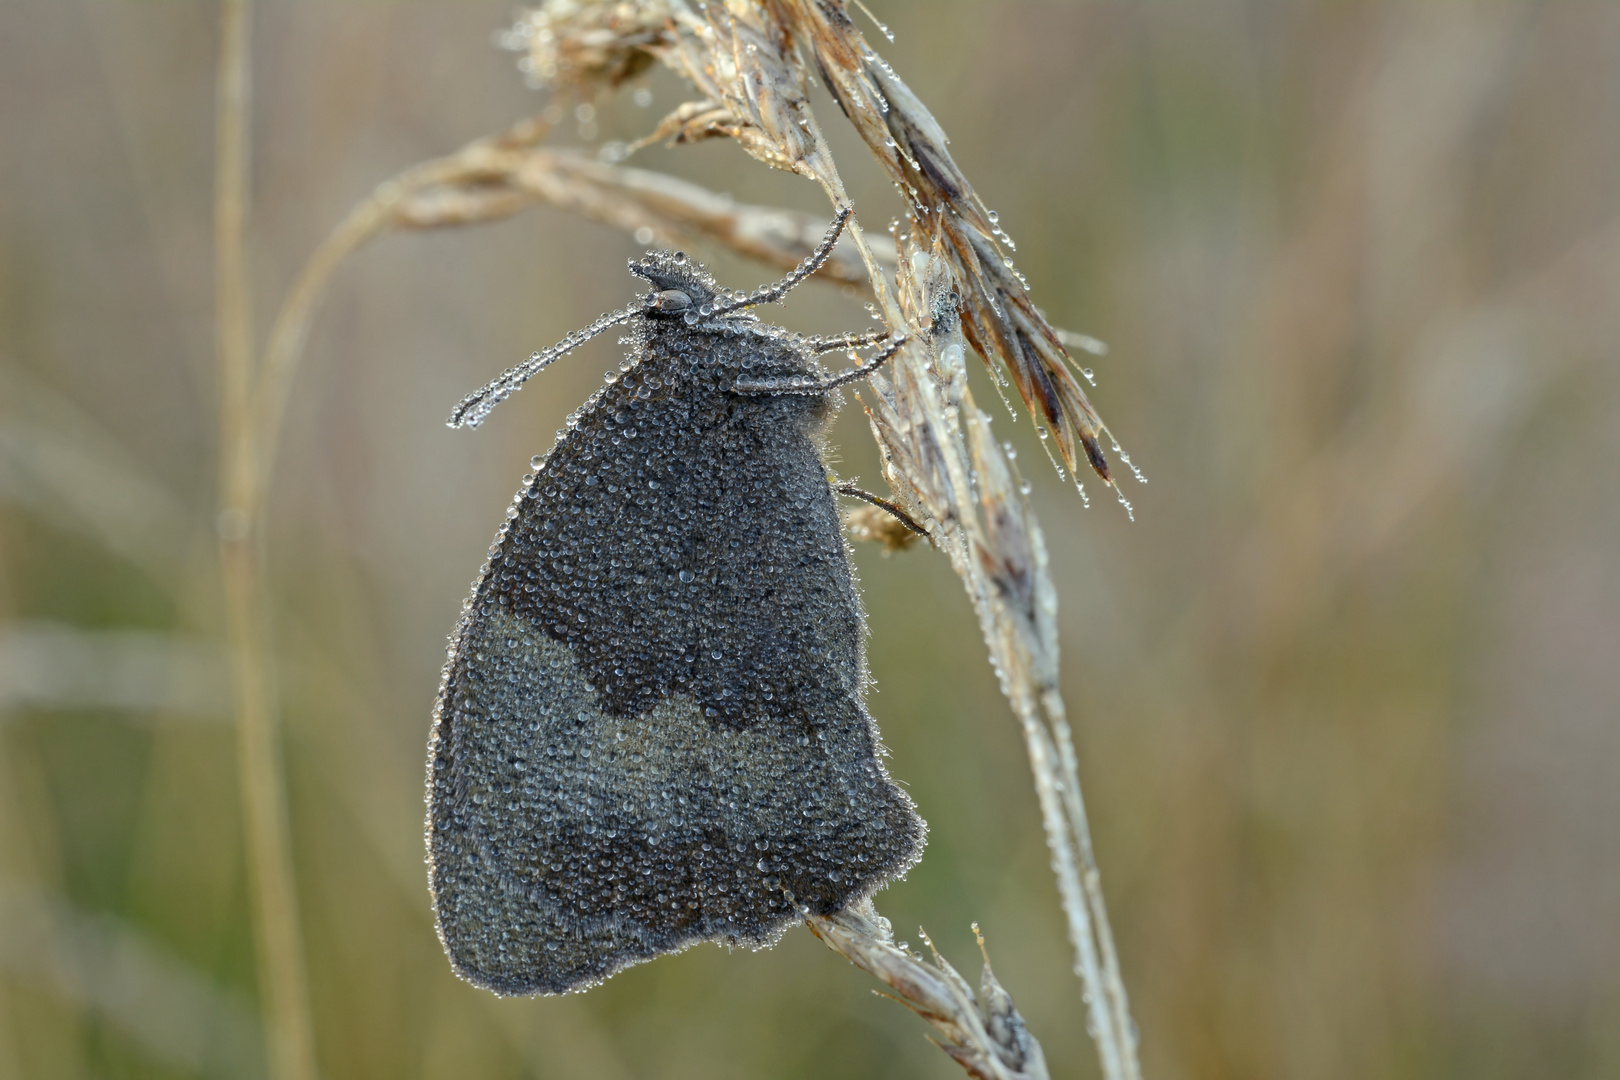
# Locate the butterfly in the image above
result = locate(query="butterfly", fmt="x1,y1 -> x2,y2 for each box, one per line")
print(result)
426,207 -> 927,994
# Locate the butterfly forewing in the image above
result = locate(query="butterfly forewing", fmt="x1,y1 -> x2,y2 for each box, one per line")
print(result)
427,324 -> 924,995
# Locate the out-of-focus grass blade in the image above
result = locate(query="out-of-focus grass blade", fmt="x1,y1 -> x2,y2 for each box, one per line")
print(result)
0,883 -> 264,1079
0,622 -> 230,721
0,364 -> 193,587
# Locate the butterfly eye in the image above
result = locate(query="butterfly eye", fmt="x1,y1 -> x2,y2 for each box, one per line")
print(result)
650,289 -> 692,312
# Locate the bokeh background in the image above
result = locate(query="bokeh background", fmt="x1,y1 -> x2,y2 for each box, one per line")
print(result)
4,2 -> 1619,1078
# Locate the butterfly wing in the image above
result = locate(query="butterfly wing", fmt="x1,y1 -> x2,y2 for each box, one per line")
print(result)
427,352 -> 924,995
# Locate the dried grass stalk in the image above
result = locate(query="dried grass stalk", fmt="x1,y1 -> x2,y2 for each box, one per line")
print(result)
517,3 -> 1145,1075
764,0 -> 1125,490
226,2 -> 1145,1078
865,240 -> 1140,1080
399,143 -> 881,283
212,4 -> 319,1080
250,116 -> 893,510
808,901 -> 1049,1080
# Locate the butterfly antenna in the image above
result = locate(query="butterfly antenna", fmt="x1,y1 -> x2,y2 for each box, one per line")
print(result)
712,206 -> 854,316
448,304 -> 643,429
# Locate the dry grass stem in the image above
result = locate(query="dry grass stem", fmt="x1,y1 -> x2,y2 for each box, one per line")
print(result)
223,3 -> 1144,1078
864,243 -> 1139,1078
398,143 -> 880,282
808,901 -> 1049,1080
521,4 -> 1144,1075
211,3 -> 319,1080
253,116 -> 886,509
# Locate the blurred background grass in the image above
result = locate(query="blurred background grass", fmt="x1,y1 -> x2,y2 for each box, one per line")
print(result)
3,1 -> 1619,1078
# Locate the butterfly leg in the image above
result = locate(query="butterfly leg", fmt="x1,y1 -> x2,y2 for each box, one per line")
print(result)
732,335 -> 908,396
833,482 -> 928,537
803,329 -> 890,355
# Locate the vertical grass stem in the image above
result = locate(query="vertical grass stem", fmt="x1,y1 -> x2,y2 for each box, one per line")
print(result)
214,3 -> 320,1079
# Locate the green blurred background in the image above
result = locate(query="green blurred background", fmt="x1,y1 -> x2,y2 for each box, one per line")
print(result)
3,2 -> 1619,1078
